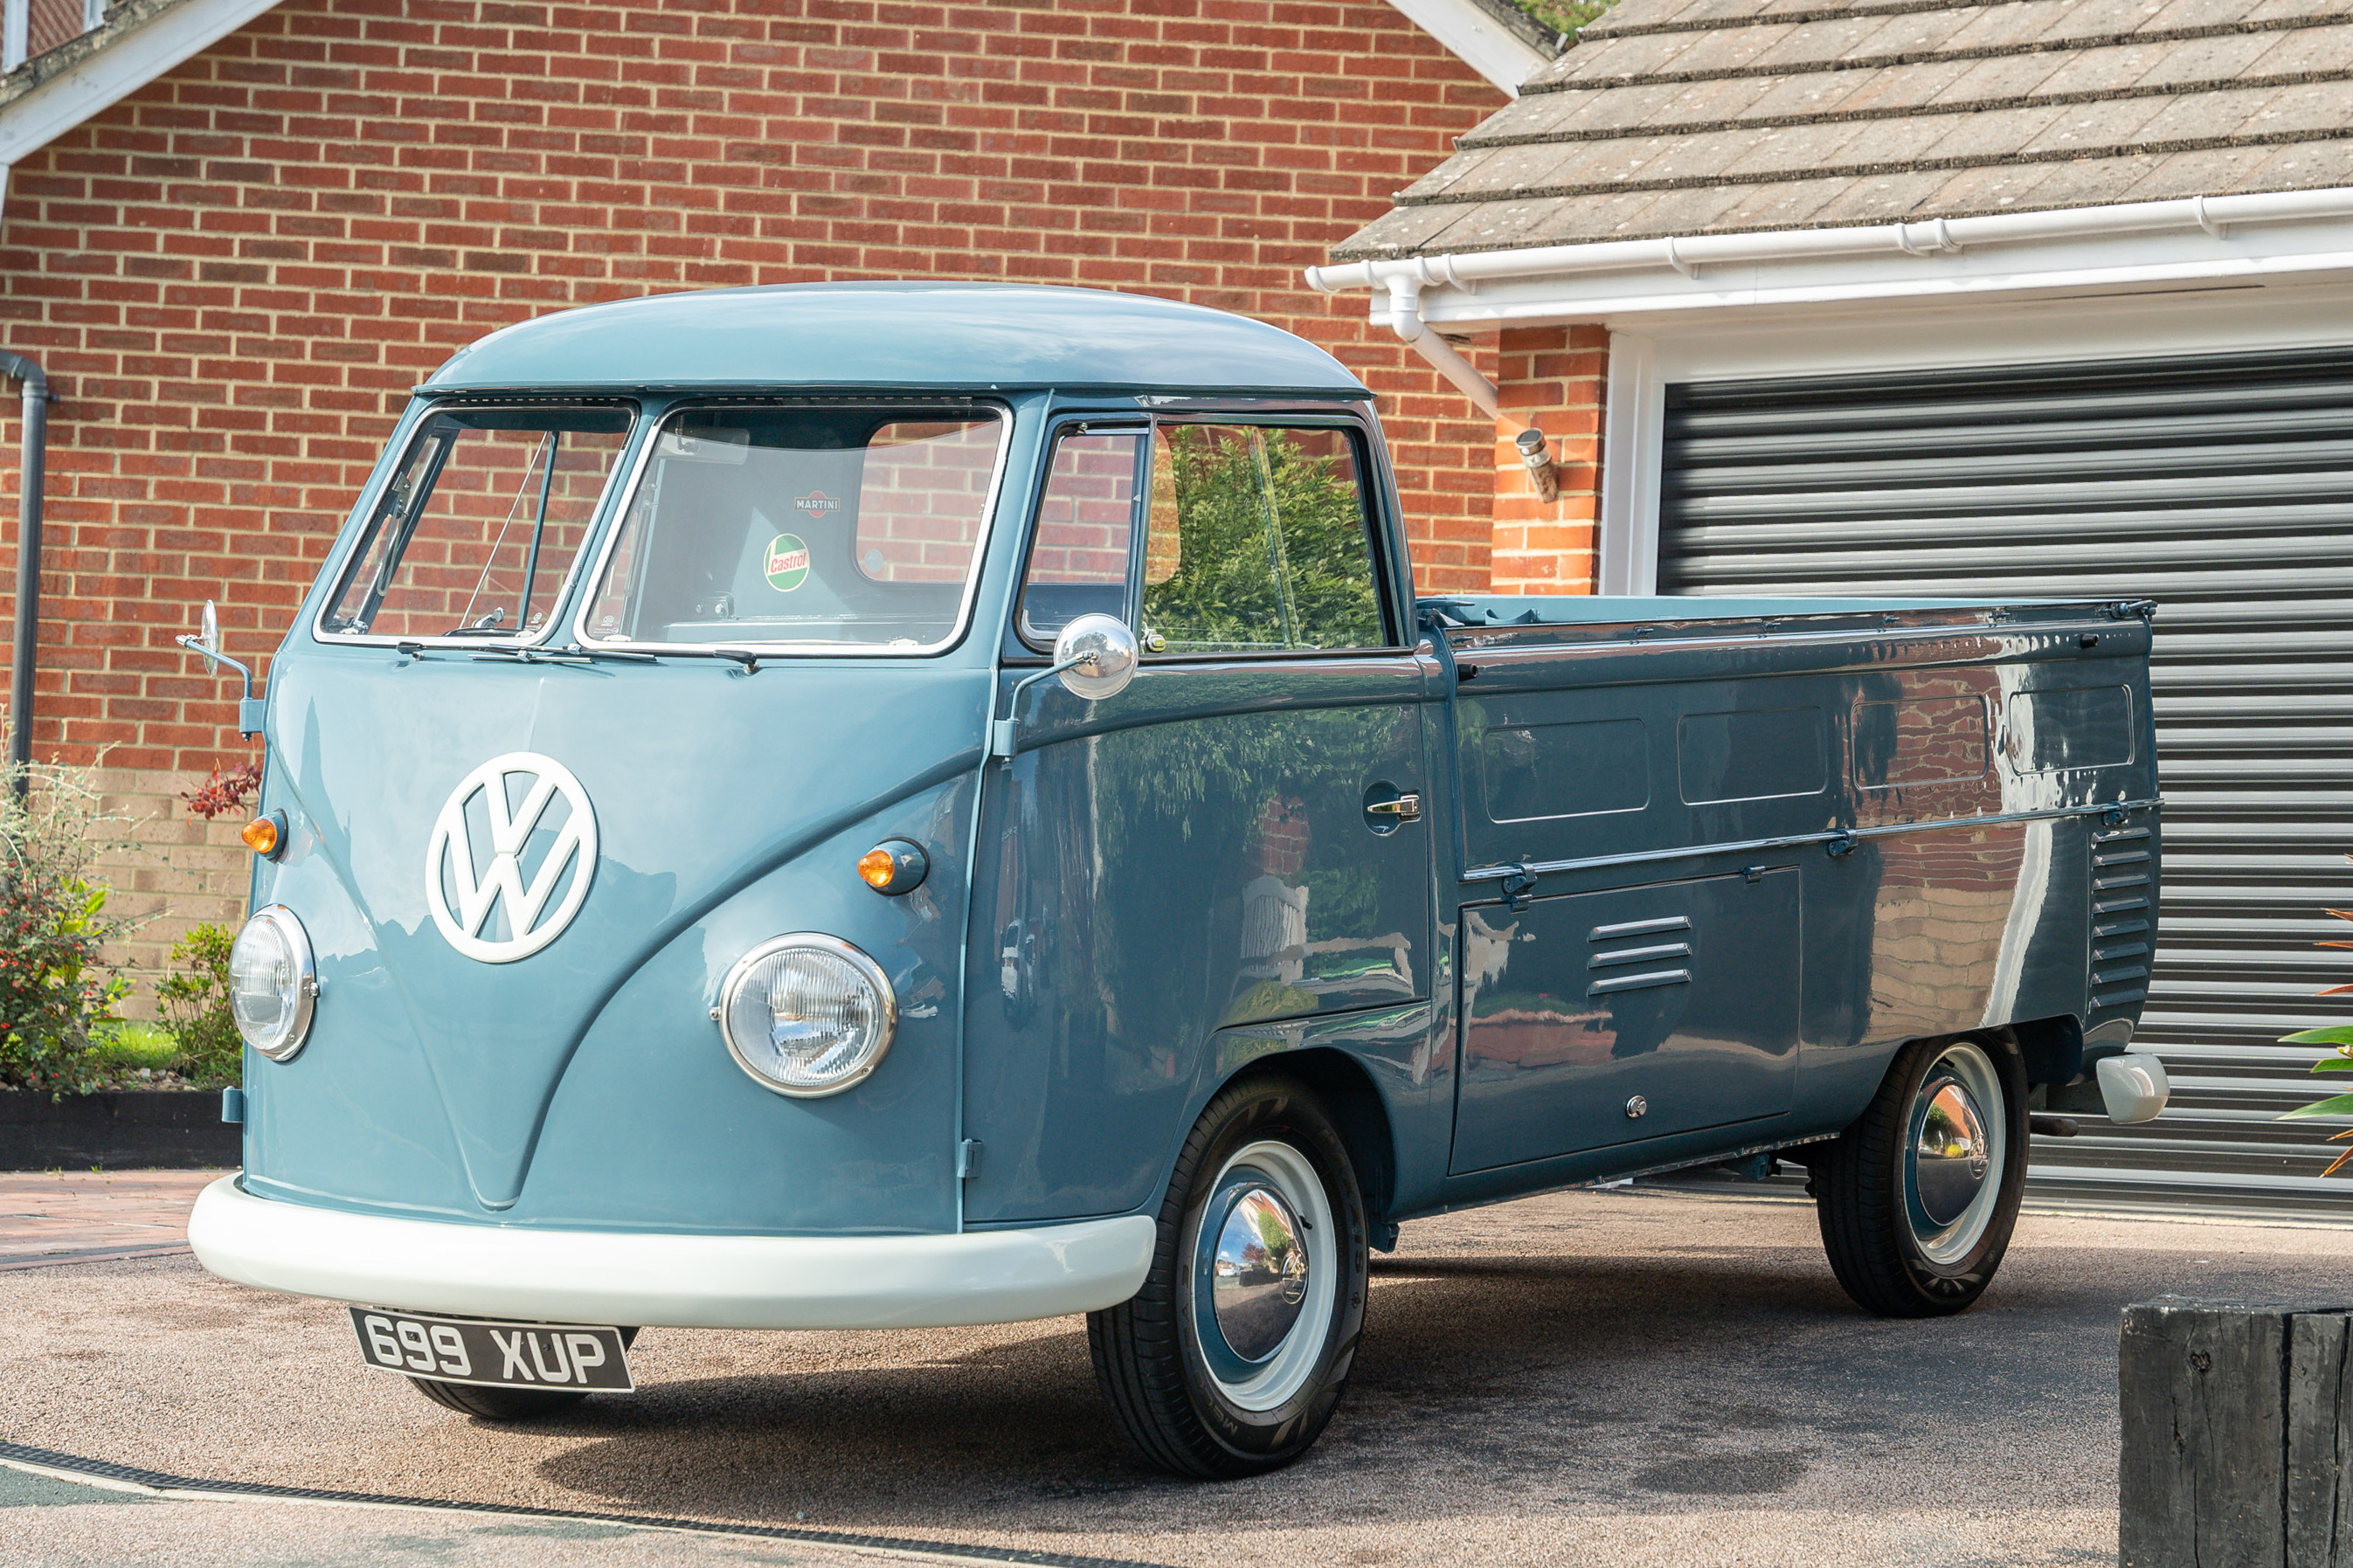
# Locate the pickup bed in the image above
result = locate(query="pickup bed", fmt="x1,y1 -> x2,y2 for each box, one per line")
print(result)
1420,592 -> 2157,1198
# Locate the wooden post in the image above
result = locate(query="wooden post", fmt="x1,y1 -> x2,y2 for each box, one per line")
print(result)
2121,1299 -> 2353,1568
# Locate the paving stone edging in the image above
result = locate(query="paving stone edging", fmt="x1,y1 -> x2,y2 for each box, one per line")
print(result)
0,1090 -> 240,1170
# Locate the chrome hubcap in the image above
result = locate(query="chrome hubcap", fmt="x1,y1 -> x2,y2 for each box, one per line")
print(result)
1189,1140 -> 1337,1413
1903,1042 -> 2007,1265
1914,1081 -> 1990,1226
1210,1187 -> 1311,1361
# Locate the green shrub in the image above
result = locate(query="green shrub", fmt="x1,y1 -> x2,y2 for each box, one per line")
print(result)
156,923 -> 240,1088
2278,863 -> 2353,1174
0,760 -> 135,1095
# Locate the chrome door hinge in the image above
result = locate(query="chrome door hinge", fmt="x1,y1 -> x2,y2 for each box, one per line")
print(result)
957,1138 -> 983,1179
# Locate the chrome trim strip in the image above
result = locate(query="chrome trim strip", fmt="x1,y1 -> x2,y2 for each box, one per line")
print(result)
569,397 -> 1014,660
1588,969 -> 1692,996
1588,943 -> 1691,969
1462,796 -> 2164,887
1589,915 -> 1690,941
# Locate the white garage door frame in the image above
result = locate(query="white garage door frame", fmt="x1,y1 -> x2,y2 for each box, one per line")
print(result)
1596,278 -> 2353,595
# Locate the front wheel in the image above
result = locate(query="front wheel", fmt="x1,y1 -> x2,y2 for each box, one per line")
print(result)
1812,1035 -> 2026,1317
1088,1076 -> 1368,1478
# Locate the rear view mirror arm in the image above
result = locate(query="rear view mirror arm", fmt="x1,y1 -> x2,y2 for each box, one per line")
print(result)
988,653 -> 1088,759
177,603 -> 266,739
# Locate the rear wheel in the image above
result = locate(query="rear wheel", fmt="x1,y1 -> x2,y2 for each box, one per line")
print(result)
1813,1036 -> 2025,1317
407,1327 -> 639,1420
1088,1076 -> 1368,1478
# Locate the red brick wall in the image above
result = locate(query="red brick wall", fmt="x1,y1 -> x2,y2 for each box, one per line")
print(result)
0,0 -> 1508,774
1490,322 -> 1606,594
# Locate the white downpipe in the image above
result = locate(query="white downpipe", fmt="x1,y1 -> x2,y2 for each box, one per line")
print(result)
1306,186 -> 2353,299
1385,273 -> 1501,418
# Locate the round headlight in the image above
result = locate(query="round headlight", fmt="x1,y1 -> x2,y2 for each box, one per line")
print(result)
717,935 -> 896,1097
230,905 -> 317,1062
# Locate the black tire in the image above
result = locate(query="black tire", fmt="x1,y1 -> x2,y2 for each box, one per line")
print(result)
1814,1034 -> 2027,1317
407,1327 -> 639,1420
1088,1075 -> 1369,1478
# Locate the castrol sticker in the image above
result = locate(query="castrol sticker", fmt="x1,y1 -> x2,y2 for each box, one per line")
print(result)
764,533 -> 810,592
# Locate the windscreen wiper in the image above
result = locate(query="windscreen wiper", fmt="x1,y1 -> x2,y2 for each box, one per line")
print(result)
473,643 -> 660,665
465,646 -> 591,665
398,640 -> 653,666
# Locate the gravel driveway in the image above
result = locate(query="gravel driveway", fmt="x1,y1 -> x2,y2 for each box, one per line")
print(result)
5,1182 -> 2348,1567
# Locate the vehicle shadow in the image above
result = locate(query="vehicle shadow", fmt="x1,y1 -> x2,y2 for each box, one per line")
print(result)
529,1238 -> 2133,1537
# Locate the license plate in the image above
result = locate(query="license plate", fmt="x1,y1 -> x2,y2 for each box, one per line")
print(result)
349,1308 -> 634,1392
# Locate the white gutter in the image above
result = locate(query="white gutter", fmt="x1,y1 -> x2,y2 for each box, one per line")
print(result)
1307,187 -> 2353,300
1317,187 -> 2353,407
1382,272 -> 1501,418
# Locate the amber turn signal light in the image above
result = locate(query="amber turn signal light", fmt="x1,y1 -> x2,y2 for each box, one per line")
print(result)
241,810 -> 287,861
858,839 -> 928,895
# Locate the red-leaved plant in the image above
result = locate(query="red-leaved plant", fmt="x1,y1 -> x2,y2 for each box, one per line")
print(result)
183,761 -> 261,822
2277,853 -> 2353,1175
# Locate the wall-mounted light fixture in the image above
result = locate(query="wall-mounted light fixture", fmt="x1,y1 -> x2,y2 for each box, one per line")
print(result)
1515,428 -> 1559,503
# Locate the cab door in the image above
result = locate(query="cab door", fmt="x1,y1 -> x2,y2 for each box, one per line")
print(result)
961,412 -> 1437,1225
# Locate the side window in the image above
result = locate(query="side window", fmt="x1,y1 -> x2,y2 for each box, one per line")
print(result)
1140,425 -> 1386,654
1019,430 -> 1142,645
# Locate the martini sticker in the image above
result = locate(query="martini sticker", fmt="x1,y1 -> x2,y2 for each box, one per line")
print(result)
794,491 -> 841,515
764,533 -> 811,592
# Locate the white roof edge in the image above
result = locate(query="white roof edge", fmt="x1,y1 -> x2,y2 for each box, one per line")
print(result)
1305,187 -> 2353,324
0,0 -> 284,165
0,0 -> 1542,169
1383,0 -> 1549,98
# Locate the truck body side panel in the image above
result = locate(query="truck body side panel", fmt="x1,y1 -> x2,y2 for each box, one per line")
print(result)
1418,601 -> 2156,1213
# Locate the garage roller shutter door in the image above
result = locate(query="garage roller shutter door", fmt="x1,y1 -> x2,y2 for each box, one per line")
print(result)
1657,346 -> 2353,1216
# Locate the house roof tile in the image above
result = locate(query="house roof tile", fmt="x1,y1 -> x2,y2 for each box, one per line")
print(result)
1337,0 -> 2353,257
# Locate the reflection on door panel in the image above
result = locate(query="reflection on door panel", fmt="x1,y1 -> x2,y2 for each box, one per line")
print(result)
1678,708 -> 1826,804
2004,686 -> 2134,772
1451,869 -> 1802,1174
1854,695 -> 1989,790
1482,718 -> 1648,822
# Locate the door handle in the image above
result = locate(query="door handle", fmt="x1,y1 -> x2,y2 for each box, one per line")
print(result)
1367,792 -> 1422,823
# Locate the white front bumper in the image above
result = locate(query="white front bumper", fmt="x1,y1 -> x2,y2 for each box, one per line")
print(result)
188,1178 -> 1156,1330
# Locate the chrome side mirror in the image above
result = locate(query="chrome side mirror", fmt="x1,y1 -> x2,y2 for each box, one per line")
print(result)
176,598 -> 266,739
1054,613 -> 1139,701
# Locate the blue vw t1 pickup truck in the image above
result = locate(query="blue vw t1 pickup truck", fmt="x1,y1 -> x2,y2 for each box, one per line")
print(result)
186,283 -> 2165,1477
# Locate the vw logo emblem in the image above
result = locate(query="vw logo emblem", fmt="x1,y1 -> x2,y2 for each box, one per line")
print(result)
424,752 -> 597,964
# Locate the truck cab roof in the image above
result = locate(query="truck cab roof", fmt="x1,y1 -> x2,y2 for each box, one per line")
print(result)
421,282 -> 1373,398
